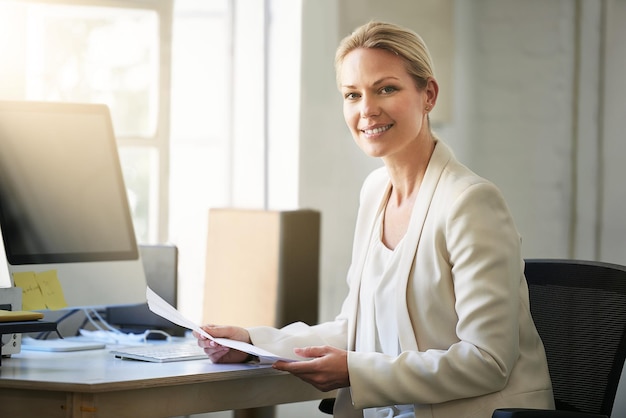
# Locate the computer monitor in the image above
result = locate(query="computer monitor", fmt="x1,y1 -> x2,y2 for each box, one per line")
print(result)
0,100 -> 147,309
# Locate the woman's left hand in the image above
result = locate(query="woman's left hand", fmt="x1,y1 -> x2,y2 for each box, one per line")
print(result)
272,345 -> 350,392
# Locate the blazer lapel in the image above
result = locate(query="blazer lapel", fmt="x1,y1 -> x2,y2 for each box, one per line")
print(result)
395,141 -> 452,350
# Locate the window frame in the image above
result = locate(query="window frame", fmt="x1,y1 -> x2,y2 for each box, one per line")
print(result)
0,0 -> 174,243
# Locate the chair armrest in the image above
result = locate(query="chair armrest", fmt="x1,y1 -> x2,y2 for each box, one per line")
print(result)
493,408 -> 608,418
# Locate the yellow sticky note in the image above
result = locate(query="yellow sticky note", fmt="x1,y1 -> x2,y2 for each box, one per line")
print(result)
35,270 -> 68,310
12,271 -> 47,310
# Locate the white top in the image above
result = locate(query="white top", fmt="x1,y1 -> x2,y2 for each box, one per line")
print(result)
356,208 -> 415,418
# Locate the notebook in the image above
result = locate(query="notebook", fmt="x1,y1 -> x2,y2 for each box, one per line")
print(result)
21,336 -> 105,352
110,341 -> 208,363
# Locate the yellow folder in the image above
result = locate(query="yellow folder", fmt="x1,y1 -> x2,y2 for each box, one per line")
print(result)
0,310 -> 44,322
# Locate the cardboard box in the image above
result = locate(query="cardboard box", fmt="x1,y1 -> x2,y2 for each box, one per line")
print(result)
203,209 -> 320,328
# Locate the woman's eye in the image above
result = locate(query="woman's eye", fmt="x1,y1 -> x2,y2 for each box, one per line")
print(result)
344,92 -> 359,100
380,86 -> 397,94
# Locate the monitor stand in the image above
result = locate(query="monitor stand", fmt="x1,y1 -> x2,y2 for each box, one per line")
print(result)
0,320 -> 59,365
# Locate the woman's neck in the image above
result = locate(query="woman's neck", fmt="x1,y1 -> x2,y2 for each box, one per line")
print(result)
384,137 -> 436,205
380,138 -> 436,250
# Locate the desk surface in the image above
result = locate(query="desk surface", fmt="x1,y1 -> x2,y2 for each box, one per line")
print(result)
0,345 -> 333,417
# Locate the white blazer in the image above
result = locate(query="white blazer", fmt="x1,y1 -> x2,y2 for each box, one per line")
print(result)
248,141 -> 554,418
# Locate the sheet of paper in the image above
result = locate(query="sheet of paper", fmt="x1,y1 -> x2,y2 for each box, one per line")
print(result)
146,287 -> 295,363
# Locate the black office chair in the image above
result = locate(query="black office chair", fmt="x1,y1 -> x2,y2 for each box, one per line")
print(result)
320,259 -> 626,417
493,259 -> 626,418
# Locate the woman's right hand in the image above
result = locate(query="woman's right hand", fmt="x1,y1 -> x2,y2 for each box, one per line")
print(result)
193,325 -> 251,363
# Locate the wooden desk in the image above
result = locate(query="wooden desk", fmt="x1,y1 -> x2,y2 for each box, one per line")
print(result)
0,347 -> 333,418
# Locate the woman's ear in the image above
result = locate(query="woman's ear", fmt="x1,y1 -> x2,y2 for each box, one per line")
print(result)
425,77 -> 439,109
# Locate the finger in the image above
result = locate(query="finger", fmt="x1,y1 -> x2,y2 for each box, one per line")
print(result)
272,360 -> 292,371
272,361 -> 299,374
273,358 -> 317,374
201,325 -> 236,339
293,346 -> 329,359
193,330 -> 208,340
197,339 -> 220,349
203,343 -> 228,354
199,325 -> 217,335
206,347 -> 229,363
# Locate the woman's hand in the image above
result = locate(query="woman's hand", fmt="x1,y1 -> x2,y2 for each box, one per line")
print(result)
272,346 -> 350,392
193,325 -> 251,363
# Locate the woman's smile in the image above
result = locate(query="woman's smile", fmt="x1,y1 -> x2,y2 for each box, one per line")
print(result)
361,123 -> 394,137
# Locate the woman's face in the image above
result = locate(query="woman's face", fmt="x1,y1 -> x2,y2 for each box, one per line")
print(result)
340,47 -> 431,160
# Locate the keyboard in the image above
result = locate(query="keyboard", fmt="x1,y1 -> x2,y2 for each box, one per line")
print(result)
110,341 -> 208,363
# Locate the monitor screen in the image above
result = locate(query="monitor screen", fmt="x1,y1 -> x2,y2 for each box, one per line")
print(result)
0,100 -> 146,309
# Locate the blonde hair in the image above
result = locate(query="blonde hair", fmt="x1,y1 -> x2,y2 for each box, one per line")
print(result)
334,21 -> 436,90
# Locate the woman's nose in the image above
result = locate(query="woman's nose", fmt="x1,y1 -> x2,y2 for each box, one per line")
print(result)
360,95 -> 381,118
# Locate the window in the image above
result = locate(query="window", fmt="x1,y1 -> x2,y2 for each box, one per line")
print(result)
169,0 -> 231,320
0,0 -> 165,244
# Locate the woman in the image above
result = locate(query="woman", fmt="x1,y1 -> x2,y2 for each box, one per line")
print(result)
196,21 -> 554,418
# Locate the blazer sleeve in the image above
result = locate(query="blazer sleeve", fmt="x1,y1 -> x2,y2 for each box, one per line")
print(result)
348,180 -> 526,408
247,320 -> 347,361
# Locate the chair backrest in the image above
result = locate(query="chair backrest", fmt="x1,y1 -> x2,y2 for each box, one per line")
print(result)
524,259 -> 626,416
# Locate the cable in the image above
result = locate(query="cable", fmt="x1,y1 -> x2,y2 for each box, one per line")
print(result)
86,308 -> 124,334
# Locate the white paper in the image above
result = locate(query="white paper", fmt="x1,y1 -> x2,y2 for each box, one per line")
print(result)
146,286 -> 294,363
